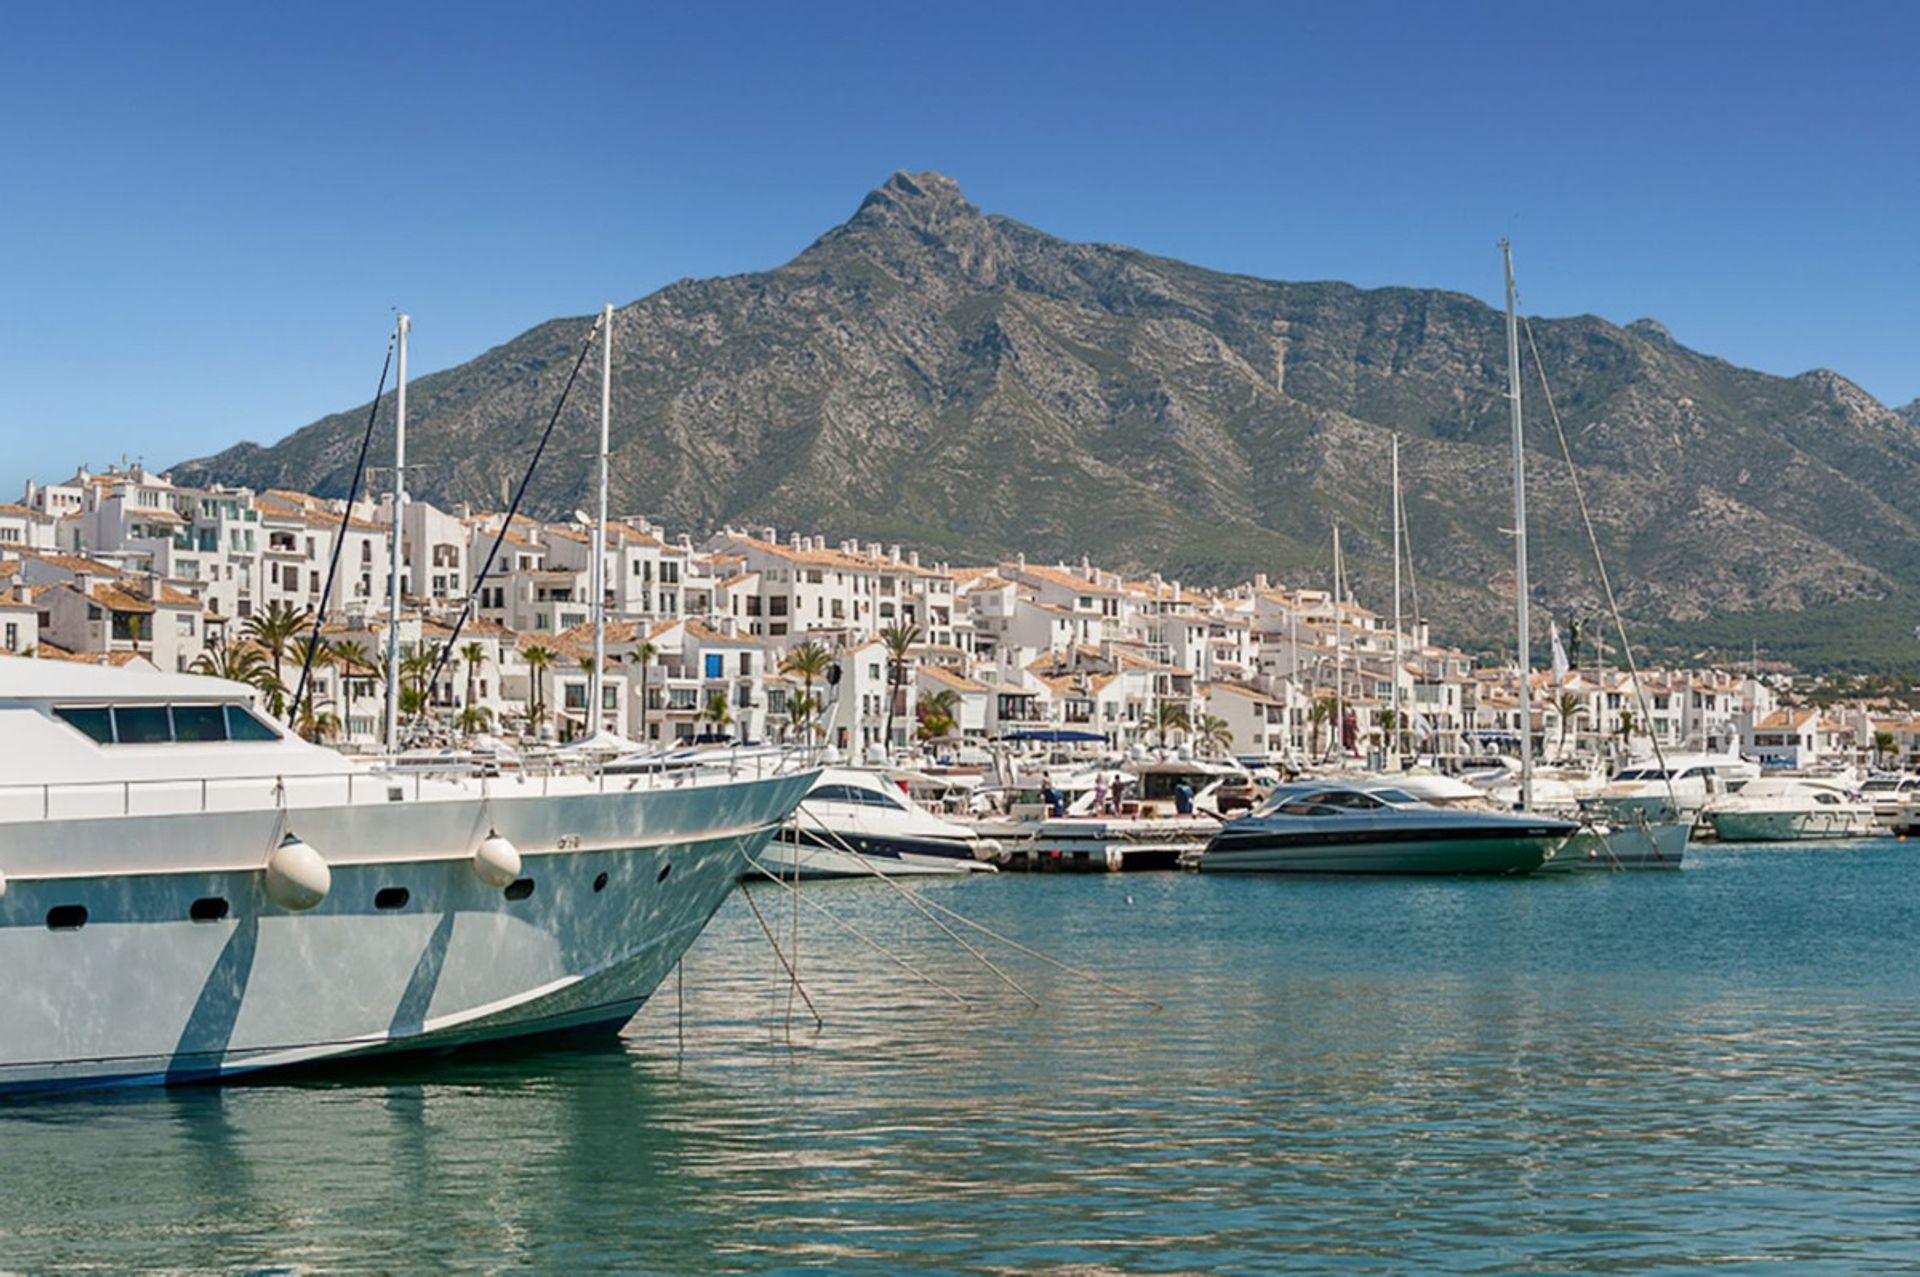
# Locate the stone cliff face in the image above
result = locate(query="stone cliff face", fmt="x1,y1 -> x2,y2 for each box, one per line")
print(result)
176,171 -> 1920,645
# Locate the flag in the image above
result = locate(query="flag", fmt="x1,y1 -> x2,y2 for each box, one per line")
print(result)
1412,710 -> 1432,743
1550,619 -> 1570,685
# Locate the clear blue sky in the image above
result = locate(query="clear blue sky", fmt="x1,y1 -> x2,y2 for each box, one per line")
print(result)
3,1 -> 1914,498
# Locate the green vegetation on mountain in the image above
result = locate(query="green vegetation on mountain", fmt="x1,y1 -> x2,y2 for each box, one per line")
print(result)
175,171 -> 1920,667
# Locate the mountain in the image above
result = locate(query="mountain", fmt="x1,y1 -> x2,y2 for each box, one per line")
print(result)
175,171 -> 1920,658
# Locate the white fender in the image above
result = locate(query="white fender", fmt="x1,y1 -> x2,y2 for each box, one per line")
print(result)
473,831 -> 522,888
265,833 -> 331,911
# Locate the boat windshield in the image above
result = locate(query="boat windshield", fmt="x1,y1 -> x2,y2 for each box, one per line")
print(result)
806,783 -> 909,811
1260,789 -> 1388,817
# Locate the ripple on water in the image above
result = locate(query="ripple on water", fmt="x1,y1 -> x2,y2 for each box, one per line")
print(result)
2,845 -> 1920,1271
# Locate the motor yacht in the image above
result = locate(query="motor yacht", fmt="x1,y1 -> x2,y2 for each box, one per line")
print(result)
1857,773 -> 1920,831
1194,782 -> 1575,875
0,661 -> 815,1093
1704,777 -> 1876,843
761,767 -> 1000,880
1582,751 -> 1761,825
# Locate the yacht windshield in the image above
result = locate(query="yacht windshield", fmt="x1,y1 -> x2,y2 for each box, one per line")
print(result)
52,702 -> 281,745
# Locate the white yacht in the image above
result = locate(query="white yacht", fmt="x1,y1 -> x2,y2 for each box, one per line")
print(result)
1582,751 -> 1761,825
1857,773 -> 1920,831
0,661 -> 815,1093
760,767 -> 1000,880
1704,777 -> 1876,843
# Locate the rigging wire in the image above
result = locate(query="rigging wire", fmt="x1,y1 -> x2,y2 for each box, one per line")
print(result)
414,314 -> 604,738
289,330 -> 396,730
1518,311 -> 1676,806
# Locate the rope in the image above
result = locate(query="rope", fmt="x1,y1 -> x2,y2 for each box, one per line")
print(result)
1518,312 -> 1677,815
414,313 -> 605,739
291,331 -> 395,729
740,881 -> 825,1031
789,806 -> 1037,1009
787,821 -> 801,1038
792,807 -> 1040,1007
906,890 -> 1163,1012
737,853 -> 974,1006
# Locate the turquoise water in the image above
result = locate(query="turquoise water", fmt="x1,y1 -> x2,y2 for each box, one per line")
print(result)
4,842 -> 1920,1272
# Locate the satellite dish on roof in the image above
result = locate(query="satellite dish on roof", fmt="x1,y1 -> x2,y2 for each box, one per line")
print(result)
572,510 -> 592,526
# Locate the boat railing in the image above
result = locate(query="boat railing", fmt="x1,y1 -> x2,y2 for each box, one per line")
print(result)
0,745 -> 809,824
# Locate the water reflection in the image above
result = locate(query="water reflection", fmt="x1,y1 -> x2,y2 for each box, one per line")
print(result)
1,847 -> 1919,1270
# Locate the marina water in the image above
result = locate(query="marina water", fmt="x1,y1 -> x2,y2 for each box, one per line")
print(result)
3,843 -> 1918,1271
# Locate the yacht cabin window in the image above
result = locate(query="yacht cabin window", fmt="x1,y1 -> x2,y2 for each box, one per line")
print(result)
53,703 -> 282,745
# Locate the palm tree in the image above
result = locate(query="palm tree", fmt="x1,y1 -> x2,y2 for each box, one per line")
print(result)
123,612 -> 147,657
1152,700 -> 1190,748
289,636 -> 337,739
878,622 -> 922,752
460,641 -> 487,715
779,640 -> 832,746
915,688 -> 961,742
457,705 -> 493,737
1377,707 -> 1401,755
701,689 -> 735,740
296,699 -> 340,743
1194,712 -> 1233,759
630,638 -> 659,744
786,688 -> 821,745
522,645 -> 555,737
398,644 -> 437,722
1874,730 -> 1896,767
1308,695 -> 1339,759
191,639 -> 265,686
332,640 -> 370,741
1554,691 -> 1587,757
241,601 -> 310,720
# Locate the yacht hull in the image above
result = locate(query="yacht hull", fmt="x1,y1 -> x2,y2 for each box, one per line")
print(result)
0,773 -> 812,1093
1198,827 -> 1563,875
1707,810 -> 1877,843
750,827 -> 996,880
1538,820 -> 1689,871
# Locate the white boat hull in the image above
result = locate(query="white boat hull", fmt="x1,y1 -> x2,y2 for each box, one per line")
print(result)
1707,809 -> 1877,843
0,773 -> 812,1093
1539,820 -> 1690,871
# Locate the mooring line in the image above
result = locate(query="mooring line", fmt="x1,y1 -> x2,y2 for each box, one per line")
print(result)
739,853 -> 974,1007
791,809 -> 1042,1009
739,880 -> 824,1031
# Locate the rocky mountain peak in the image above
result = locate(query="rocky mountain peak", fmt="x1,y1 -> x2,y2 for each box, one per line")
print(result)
806,169 -> 1008,289
1626,317 -> 1674,344
853,170 -> 980,232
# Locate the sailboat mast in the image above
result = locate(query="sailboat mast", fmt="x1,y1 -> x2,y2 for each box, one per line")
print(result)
590,303 -> 612,735
1502,240 -> 1533,810
1333,523 -> 1345,763
1391,434 -> 1403,768
385,312 -> 409,751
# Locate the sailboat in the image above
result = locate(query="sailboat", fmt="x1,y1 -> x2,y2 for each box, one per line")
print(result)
1492,242 -> 1688,871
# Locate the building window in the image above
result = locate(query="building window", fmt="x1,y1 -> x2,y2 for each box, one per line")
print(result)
704,653 -> 723,679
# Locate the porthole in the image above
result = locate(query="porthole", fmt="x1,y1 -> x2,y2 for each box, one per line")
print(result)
46,905 -> 88,931
656,863 -> 672,884
375,887 -> 411,910
592,871 -> 609,893
504,878 -> 535,901
190,897 -> 230,923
